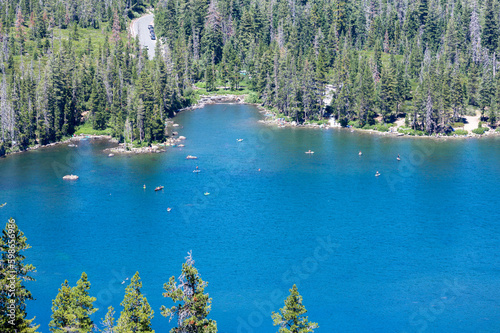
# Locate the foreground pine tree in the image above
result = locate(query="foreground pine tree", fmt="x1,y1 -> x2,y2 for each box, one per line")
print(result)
161,251 -> 217,333
272,285 -> 318,333
49,272 -> 97,333
115,272 -> 154,333
0,218 -> 39,332
100,306 -> 116,333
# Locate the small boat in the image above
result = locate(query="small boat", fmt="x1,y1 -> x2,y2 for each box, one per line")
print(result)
237,139 -> 243,142
204,192 -> 210,196
305,150 -> 314,154
186,155 -> 198,160
178,144 -> 185,147
173,124 -> 179,127
397,157 -> 401,161
0,203 -> 6,208
108,153 -> 114,157
193,170 -> 201,173
155,186 -> 164,191
375,172 -> 380,177
167,207 -> 172,212
68,144 -> 77,147
63,175 -> 79,180
359,151 -> 362,156
143,184 -> 146,189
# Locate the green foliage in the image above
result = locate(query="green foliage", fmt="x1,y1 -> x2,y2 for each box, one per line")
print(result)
272,285 -> 318,333
115,272 -> 154,333
397,127 -> 426,136
49,272 -> 97,333
306,119 -> 329,125
244,92 -> 262,104
472,127 -> 488,135
161,251 -> 217,333
74,123 -> 112,136
100,306 -> 116,333
0,218 -> 39,333
362,123 -> 392,132
452,122 -> 465,128
348,120 -> 362,128
450,129 -> 468,136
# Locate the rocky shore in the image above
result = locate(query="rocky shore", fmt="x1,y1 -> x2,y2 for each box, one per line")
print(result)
179,94 -> 246,112
104,135 -> 186,154
258,113 -> 499,139
2,135 -> 118,157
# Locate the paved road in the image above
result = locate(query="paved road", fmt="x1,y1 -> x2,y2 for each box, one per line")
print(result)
132,13 -> 156,59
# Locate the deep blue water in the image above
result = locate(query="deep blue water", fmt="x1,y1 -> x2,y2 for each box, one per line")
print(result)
1,104 -> 500,332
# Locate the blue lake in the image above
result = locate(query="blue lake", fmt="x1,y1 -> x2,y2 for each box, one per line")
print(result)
1,104 -> 500,332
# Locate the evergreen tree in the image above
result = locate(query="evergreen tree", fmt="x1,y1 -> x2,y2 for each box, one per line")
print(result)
0,218 -> 39,333
481,0 -> 498,52
89,75 -> 108,130
100,306 -> 115,333
115,272 -> 154,333
479,69 -> 495,118
49,272 -> 97,333
379,63 -> 398,122
450,67 -> 465,121
160,251 -> 217,333
355,59 -> 375,126
272,285 -> 318,333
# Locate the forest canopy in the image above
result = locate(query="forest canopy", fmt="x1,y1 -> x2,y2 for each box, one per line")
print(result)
1,0 -> 500,156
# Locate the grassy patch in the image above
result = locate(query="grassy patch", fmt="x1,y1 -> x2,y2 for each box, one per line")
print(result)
306,119 -> 329,125
452,122 -> 465,128
74,122 -> 112,136
397,127 -> 426,136
11,26 -> 130,72
449,129 -> 469,136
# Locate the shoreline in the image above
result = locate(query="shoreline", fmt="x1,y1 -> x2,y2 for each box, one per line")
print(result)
3,97 -> 499,158
1,135 -> 118,158
188,94 -> 500,140
183,94 -> 499,139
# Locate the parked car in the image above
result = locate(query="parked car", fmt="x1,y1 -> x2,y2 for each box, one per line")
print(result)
148,25 -> 154,31
150,33 -> 156,40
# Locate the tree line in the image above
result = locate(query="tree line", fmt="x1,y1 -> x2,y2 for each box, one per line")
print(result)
0,221 -> 317,332
155,0 -> 500,132
2,0 -> 500,156
0,0 -> 188,156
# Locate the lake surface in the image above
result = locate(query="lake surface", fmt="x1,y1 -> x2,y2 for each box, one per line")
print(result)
1,104 -> 499,332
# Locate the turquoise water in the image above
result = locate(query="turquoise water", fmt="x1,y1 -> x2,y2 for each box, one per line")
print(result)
1,104 -> 500,332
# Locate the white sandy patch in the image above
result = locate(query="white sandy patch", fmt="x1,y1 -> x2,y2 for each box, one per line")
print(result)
463,114 -> 480,131
395,117 -> 405,127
